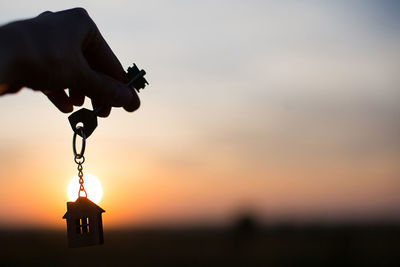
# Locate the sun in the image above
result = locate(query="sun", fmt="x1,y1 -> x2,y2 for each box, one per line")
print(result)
67,173 -> 103,204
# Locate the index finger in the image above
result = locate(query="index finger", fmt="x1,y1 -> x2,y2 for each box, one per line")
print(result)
81,15 -> 140,111
82,22 -> 127,83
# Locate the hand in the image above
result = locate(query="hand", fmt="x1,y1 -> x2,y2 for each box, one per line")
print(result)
0,8 -> 140,117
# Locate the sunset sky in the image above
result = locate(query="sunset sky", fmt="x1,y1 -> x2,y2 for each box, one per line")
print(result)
0,0 -> 399,229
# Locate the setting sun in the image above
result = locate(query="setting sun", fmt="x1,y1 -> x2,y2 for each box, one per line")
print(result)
67,174 -> 103,204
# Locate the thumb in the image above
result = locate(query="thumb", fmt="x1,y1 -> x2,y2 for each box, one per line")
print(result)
80,67 -> 139,109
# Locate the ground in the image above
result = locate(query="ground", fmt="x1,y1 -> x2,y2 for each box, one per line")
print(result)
0,224 -> 399,266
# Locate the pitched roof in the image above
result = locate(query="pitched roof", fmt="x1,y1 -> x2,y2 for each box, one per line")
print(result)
63,197 -> 105,219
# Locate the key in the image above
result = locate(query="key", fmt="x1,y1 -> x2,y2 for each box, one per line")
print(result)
68,63 -> 148,138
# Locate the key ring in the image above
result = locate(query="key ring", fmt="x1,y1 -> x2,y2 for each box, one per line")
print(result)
73,126 -> 86,159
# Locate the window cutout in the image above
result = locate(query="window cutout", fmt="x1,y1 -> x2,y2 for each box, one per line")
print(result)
75,217 -> 90,235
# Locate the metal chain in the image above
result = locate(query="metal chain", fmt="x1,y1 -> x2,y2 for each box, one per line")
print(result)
73,127 -> 87,198
75,155 -> 87,198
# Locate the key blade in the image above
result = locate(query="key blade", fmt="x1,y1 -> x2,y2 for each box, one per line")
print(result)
68,108 -> 98,138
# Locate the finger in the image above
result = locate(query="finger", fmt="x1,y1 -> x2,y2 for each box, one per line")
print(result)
77,63 -> 141,112
68,87 -> 85,106
83,23 -> 127,83
123,89 -> 141,112
91,99 -> 111,118
54,8 -> 127,84
37,11 -> 53,18
77,62 -> 135,108
75,10 -> 141,112
44,90 -> 73,113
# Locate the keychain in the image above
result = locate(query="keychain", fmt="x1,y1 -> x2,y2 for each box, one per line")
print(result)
63,63 -> 148,248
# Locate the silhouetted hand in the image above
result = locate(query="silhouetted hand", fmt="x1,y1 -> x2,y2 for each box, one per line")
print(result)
0,8 -> 139,117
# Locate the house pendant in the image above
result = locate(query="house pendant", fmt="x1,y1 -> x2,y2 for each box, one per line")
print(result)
63,197 -> 105,248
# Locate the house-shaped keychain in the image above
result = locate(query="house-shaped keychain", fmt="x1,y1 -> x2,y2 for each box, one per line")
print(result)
63,197 -> 105,248
63,63 -> 147,248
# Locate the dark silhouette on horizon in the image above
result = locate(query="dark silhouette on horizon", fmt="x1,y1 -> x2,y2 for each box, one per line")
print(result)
1,221 -> 399,266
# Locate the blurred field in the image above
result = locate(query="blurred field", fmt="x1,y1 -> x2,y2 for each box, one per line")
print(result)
1,223 -> 399,266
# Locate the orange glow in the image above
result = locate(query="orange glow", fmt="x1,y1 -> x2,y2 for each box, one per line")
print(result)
67,174 -> 103,204
0,1 -> 400,230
